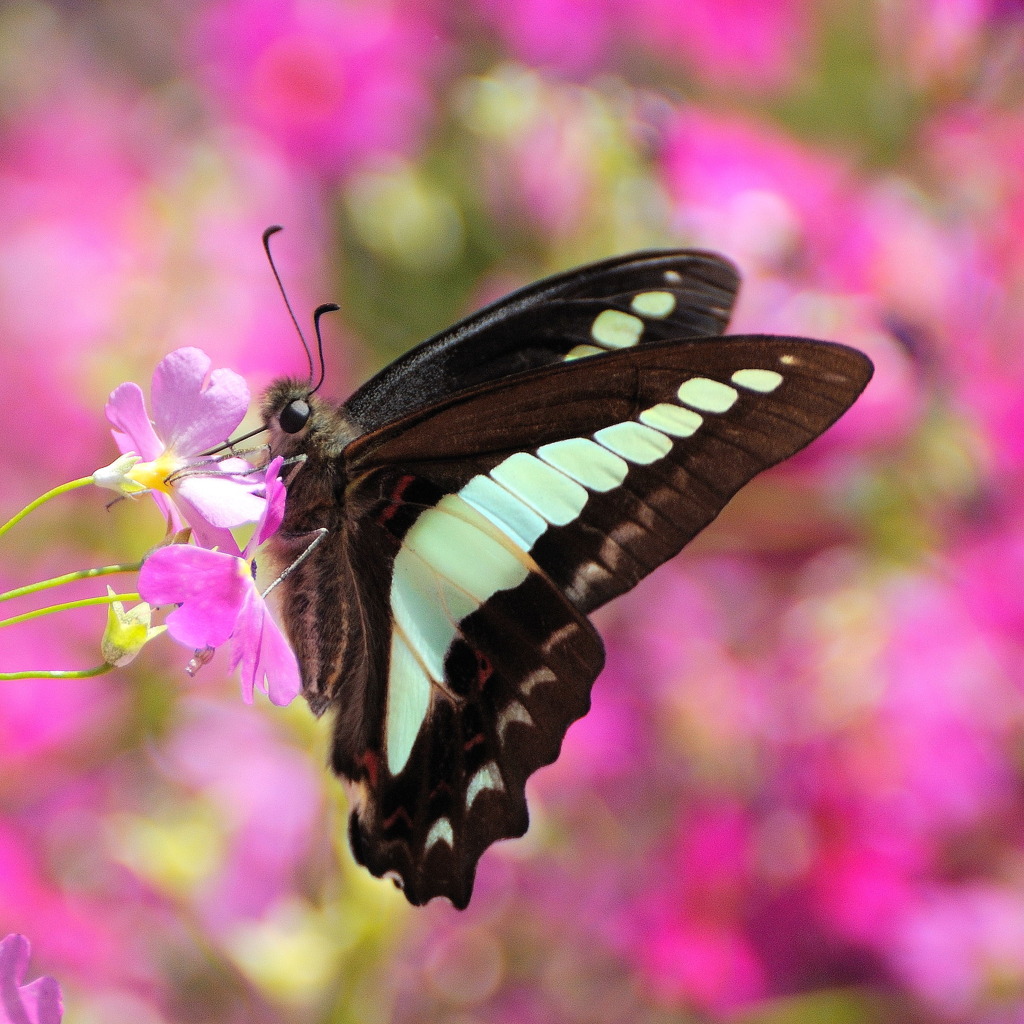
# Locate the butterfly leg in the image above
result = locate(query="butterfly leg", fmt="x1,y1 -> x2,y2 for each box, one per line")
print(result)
261,527 -> 328,599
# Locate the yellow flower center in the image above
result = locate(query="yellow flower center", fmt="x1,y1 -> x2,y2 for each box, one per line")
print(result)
127,451 -> 185,495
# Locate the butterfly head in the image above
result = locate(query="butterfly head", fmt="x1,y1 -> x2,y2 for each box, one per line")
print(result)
261,378 -> 360,463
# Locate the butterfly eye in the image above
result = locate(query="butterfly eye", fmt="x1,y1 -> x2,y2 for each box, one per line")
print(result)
279,399 -> 311,434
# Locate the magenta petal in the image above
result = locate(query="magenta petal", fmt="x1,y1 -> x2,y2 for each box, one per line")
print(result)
176,474 -> 267,528
139,546 -> 247,649
151,348 -> 250,456
230,588 -> 264,703
251,458 -> 288,550
105,382 -> 164,461
258,614 -> 301,706
229,588 -> 300,706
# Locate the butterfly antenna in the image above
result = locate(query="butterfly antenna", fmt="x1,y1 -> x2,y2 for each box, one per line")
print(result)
311,302 -> 339,395
263,225 -> 315,386
197,424 -> 269,458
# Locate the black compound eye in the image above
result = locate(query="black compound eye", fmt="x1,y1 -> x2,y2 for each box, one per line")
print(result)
279,399 -> 310,434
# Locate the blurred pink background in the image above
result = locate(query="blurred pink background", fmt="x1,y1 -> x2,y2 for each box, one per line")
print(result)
1,1 -> 1023,1020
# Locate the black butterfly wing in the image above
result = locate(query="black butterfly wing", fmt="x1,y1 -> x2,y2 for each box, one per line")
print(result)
331,336 -> 872,907
340,486 -> 604,908
343,250 -> 739,433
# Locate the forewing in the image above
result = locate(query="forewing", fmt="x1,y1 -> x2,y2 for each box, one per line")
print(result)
347,336 -> 873,614
343,250 -> 739,432
334,335 -> 871,907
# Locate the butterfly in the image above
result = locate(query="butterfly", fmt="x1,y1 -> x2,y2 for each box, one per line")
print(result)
260,248 -> 873,909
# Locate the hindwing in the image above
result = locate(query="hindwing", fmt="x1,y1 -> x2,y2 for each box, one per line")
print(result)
342,482 -> 604,907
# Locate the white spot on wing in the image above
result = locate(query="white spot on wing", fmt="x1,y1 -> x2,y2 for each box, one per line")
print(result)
425,816 -> 454,851
594,421 -> 673,464
497,700 -> 534,742
537,437 -> 629,492
460,473 -> 547,550
591,309 -> 643,348
732,368 -> 783,393
598,535 -> 624,569
639,403 -> 702,437
521,667 -> 556,693
542,622 -> 578,655
564,344 -> 604,361
565,560 -> 611,605
467,761 -> 504,808
780,354 -> 800,365
613,520 -> 646,547
387,495 -> 534,756
391,547 -> 478,681
630,290 -> 676,318
402,494 -> 529,604
676,377 -> 738,413
386,631 -> 432,776
490,452 -> 589,526
663,270 -> 683,283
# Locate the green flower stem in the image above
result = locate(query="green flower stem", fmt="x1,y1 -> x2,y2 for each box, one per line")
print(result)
0,664 -> 115,681
0,593 -> 142,629
0,476 -> 94,540
0,563 -> 143,604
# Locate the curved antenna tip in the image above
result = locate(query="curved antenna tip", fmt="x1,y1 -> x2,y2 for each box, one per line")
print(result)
262,225 -> 284,244
310,303 -> 339,395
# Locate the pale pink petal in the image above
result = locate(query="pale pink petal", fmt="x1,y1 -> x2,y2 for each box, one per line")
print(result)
17,976 -> 63,1024
171,491 -> 243,554
0,934 -> 62,1024
218,455 -> 261,478
104,382 -> 164,461
151,348 -> 250,456
139,545 -> 247,649
0,931 -> 30,992
176,474 -> 267,529
150,347 -> 212,446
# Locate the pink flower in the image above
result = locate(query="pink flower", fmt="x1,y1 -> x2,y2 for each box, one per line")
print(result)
473,0 -> 616,75
659,107 -> 853,275
0,86 -> 158,495
105,347 -> 264,550
810,833 -> 921,945
194,0 -> 441,175
138,458 -> 301,707
891,884 -> 1024,1015
0,823 -> 123,984
878,0 -> 993,90
639,916 -> 767,1014
0,934 -> 62,1024
636,0 -> 809,91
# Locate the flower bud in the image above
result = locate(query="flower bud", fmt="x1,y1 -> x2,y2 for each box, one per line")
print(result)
92,453 -> 147,497
101,588 -> 165,667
